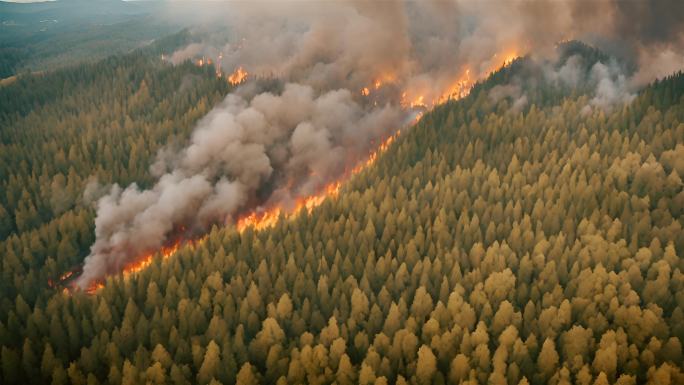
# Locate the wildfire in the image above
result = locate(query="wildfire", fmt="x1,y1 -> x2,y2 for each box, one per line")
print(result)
234,50 -> 521,234
83,239 -> 185,294
75,131 -> 399,294
228,67 -> 248,85
48,266 -> 80,289
435,68 -> 473,105
401,49 -> 520,109
196,56 -> 213,67
85,282 -> 104,295
127,242 -> 182,274
361,73 -> 395,96
60,270 -> 73,281
84,77 -> 419,296
236,208 -> 282,233
410,95 -> 426,108
191,54 -> 246,83
68,49 -> 524,295
236,133 -> 398,233
374,72 -> 397,89
492,50 -> 519,68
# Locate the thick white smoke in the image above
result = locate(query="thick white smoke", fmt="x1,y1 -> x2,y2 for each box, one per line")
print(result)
76,0 -> 684,288
76,83 -> 403,287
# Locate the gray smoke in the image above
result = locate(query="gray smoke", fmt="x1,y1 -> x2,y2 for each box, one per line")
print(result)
77,0 -> 684,288
490,52 -> 636,114
76,83 -> 402,287
488,84 -> 528,113
541,53 -> 636,113
586,61 -> 636,113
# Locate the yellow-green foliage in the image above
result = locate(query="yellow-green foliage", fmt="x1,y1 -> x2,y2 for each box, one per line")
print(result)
1,53 -> 683,384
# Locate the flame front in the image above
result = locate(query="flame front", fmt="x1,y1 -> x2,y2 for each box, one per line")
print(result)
436,68 -> 473,104
73,49 -> 522,295
124,241 -> 182,275
83,133 -> 397,294
401,49 -> 520,109
83,240 -> 185,294
85,282 -> 104,295
228,67 -> 248,85
227,49 -> 520,237
236,208 -> 282,233
235,133 -> 398,233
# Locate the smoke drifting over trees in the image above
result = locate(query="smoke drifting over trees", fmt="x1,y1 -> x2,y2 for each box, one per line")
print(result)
78,1 -> 684,286
77,85 -> 402,286
2,1 -> 684,384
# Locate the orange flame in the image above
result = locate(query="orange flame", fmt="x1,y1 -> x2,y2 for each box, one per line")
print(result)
374,72 -> 397,89
237,132 -> 398,233
491,49 -> 519,69
78,127 -> 403,294
195,57 -> 214,67
361,73 -> 395,96
85,282 -> 104,295
235,50 -> 521,233
228,67 -> 248,85
60,270 -> 73,281
84,240 -> 185,294
435,68 -> 472,105
236,208 -> 281,233
399,49 -> 520,109
75,50 -> 523,294
503,54 -> 517,67
124,241 -> 182,275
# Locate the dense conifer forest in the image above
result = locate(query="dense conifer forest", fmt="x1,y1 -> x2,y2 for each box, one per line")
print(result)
0,46 -> 231,309
1,41 -> 683,385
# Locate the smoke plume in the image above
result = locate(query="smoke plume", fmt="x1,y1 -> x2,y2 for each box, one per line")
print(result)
76,1 -> 684,288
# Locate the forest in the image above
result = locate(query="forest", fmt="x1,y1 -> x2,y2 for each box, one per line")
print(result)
0,0 -> 185,79
1,39 -> 683,385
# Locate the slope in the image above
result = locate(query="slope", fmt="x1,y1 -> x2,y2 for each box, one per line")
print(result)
0,0 -> 183,78
0,46 -> 233,315
1,45 -> 684,384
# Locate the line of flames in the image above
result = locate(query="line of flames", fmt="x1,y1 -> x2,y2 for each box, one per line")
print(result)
193,56 -> 249,86
80,131 -> 399,294
83,241 -> 184,294
228,66 -> 248,85
76,51 -> 521,294
391,50 -> 519,109
235,131 -> 399,233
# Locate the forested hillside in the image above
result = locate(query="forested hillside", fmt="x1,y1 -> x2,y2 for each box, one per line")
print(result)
0,0 -> 183,78
0,49 -> 231,308
1,46 -> 684,385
